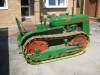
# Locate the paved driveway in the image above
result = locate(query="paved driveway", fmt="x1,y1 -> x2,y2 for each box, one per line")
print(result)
9,21 -> 100,75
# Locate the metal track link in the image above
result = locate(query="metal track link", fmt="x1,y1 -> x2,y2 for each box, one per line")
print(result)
23,31 -> 87,50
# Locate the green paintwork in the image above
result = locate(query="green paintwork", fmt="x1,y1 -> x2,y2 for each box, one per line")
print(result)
16,15 -> 90,44
36,15 -> 90,35
16,15 -> 90,64
26,44 -> 82,63
16,18 -> 24,36
50,15 -> 90,35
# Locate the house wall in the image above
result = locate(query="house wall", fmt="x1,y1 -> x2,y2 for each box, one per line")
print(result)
22,0 -> 40,27
22,0 -> 77,28
40,0 -> 76,16
0,0 -> 21,27
0,0 -> 77,28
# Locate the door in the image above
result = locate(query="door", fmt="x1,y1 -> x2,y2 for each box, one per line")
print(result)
85,0 -> 97,17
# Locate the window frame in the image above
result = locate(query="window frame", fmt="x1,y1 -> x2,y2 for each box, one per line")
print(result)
44,0 -> 68,8
21,0 -> 31,18
0,0 -> 8,9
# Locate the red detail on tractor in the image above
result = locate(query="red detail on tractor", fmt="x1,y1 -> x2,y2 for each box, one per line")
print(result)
26,40 -> 48,54
69,35 -> 87,48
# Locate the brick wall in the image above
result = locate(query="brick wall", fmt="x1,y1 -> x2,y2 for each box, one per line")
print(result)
22,0 -> 77,31
0,0 -> 21,27
41,0 -> 76,16
22,0 -> 40,31
0,0 -> 77,28
22,0 -> 40,27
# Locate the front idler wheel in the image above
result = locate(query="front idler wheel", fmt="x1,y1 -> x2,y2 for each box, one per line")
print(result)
68,34 -> 88,48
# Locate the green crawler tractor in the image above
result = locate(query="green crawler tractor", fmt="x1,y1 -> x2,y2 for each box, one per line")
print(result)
16,15 -> 90,64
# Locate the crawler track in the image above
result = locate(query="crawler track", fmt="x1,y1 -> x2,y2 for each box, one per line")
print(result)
21,31 -> 89,64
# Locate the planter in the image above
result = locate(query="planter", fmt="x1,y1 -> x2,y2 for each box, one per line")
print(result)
97,19 -> 100,22
96,16 -> 100,22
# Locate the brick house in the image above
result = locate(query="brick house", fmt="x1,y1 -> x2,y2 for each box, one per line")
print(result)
0,0 -> 77,28
0,0 -> 100,28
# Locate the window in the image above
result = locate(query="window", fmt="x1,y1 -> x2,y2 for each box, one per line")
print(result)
44,0 -> 68,8
0,0 -> 8,9
49,0 -> 56,5
21,0 -> 31,18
